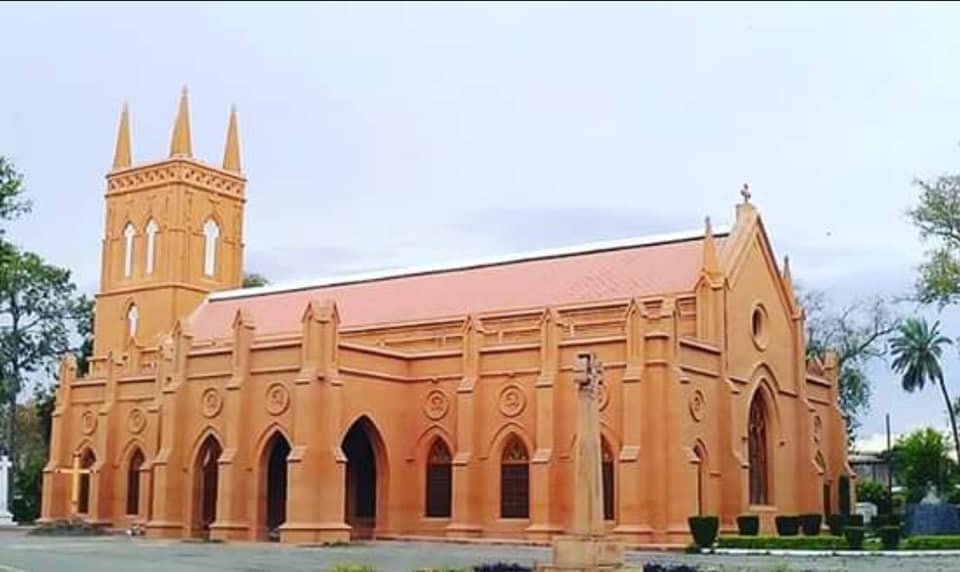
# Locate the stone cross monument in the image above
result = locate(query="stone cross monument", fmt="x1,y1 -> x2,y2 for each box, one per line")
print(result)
540,352 -> 623,571
0,455 -> 16,526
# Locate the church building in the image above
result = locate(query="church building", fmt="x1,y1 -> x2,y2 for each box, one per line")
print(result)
41,91 -> 852,544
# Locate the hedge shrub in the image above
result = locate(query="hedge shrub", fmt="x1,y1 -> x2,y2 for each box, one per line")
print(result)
29,517 -> 106,537
878,525 -> 900,550
826,514 -> 845,536
844,526 -> 865,550
873,514 -> 901,528
716,535 -> 846,550
902,535 -> 960,550
687,516 -> 719,548
799,513 -> 822,536
774,515 -> 800,536
736,515 -> 759,536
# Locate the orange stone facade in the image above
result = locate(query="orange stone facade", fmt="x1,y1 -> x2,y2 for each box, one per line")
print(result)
41,92 -> 851,545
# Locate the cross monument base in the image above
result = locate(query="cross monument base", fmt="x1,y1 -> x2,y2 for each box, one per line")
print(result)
536,535 -> 624,571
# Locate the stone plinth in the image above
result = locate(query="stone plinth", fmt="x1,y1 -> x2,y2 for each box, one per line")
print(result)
537,535 -> 624,571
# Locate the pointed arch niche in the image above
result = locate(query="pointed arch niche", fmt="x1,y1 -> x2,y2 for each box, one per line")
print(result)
202,218 -> 220,277
122,222 -> 135,278
424,438 -> 452,518
144,219 -> 159,275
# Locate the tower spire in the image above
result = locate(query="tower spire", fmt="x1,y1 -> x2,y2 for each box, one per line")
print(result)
222,105 -> 241,172
112,103 -> 131,169
169,87 -> 192,158
701,216 -> 721,278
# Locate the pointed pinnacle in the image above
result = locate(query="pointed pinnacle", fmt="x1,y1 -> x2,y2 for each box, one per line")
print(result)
222,105 -> 241,172
701,216 -> 721,277
169,87 -> 192,157
112,103 -> 132,169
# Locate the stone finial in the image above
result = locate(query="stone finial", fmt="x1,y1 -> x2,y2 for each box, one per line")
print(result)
112,103 -> 131,169
169,87 -> 192,158
701,216 -> 721,278
222,105 -> 241,172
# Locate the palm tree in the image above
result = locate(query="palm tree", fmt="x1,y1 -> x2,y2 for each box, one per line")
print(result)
890,318 -> 960,468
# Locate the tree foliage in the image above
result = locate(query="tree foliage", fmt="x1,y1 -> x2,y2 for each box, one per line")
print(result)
891,427 -> 957,502
0,158 -> 85,519
800,288 -> 898,441
910,173 -> 960,305
889,317 -> 960,467
242,272 -> 269,288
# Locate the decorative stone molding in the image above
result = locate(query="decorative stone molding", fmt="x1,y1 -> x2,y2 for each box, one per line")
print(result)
80,410 -> 98,435
265,383 -> 290,416
423,389 -> 449,420
498,384 -> 526,418
689,390 -> 705,422
127,408 -> 147,434
201,388 -> 223,418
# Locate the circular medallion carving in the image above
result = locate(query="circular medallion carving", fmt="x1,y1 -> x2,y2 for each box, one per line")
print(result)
80,410 -> 97,435
423,389 -> 449,420
498,384 -> 527,418
265,383 -> 290,416
127,408 -> 146,434
813,414 -> 823,443
201,388 -> 223,418
689,390 -> 705,422
598,383 -> 610,411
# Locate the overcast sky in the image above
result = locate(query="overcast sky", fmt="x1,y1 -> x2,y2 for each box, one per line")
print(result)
2,2 -> 960,445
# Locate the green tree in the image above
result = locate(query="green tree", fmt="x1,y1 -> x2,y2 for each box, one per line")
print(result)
911,172 -> 960,304
889,318 -> 960,466
891,427 -> 957,502
242,272 -> 269,288
800,289 -> 897,441
0,248 -> 81,467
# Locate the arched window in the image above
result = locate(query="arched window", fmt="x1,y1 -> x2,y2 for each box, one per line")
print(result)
126,304 -> 138,338
602,440 -> 615,521
748,391 -> 769,505
500,436 -> 529,519
77,448 -> 96,514
126,448 -> 145,516
202,219 -> 220,277
145,219 -> 158,275
694,443 -> 707,516
425,439 -> 452,518
122,223 -> 135,278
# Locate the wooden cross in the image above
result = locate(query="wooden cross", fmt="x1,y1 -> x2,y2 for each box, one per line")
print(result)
55,452 -> 94,515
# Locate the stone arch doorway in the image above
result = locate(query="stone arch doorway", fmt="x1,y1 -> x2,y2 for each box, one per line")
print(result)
342,417 -> 386,538
192,435 -> 222,537
125,448 -> 145,518
261,432 -> 291,541
77,448 -> 96,515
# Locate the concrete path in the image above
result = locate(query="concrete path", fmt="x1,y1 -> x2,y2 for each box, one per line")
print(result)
0,532 -> 958,571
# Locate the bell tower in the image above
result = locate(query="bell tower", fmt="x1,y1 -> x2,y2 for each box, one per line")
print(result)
93,89 -> 246,354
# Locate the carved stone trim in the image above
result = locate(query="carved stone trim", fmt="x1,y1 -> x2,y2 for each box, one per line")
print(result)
201,388 -> 223,418
498,384 -> 526,418
423,389 -> 449,420
689,389 -> 705,422
127,408 -> 147,434
80,410 -> 98,435
265,383 -> 290,416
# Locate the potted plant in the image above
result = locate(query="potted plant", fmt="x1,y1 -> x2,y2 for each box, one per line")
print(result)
736,514 -> 759,536
687,516 -> 719,549
774,515 -> 800,536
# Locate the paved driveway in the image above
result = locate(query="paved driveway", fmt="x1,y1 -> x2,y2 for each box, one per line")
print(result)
0,532 -> 959,571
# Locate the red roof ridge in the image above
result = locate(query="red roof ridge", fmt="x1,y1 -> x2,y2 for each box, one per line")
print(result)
211,224 -> 731,302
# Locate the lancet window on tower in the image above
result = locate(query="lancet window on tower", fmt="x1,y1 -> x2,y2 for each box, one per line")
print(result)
122,223 -> 135,278
126,304 -> 138,339
203,219 -> 220,277
145,219 -> 158,275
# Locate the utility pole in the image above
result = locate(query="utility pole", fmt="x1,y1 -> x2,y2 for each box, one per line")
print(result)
886,413 -> 893,505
